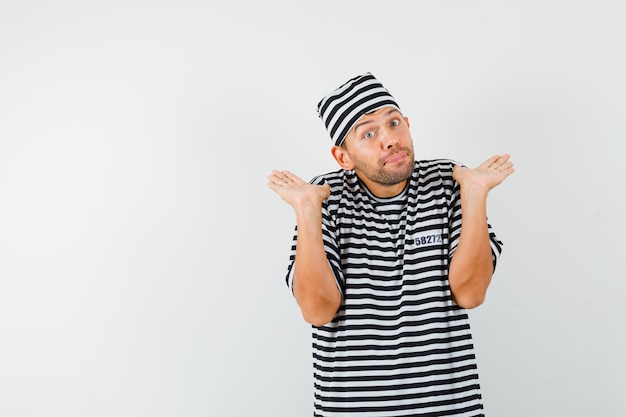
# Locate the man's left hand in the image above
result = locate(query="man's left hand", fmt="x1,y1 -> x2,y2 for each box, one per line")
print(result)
453,154 -> 515,192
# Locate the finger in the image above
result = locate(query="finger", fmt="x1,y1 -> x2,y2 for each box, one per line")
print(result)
270,170 -> 291,183
283,171 -> 308,186
271,169 -> 288,179
493,164 -> 514,178
496,163 -> 515,177
480,155 -> 501,169
272,170 -> 292,183
494,154 -> 511,166
268,172 -> 290,188
486,154 -> 512,169
281,170 -> 301,182
501,161 -> 514,170
268,171 -> 283,183
267,179 -> 281,192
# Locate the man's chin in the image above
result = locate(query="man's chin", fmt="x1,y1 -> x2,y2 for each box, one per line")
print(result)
383,167 -> 413,184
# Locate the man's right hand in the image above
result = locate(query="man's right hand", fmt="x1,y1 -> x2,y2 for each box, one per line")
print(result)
267,170 -> 330,210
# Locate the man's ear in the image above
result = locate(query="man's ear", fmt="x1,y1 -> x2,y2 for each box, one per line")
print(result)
331,145 -> 355,170
404,116 -> 410,128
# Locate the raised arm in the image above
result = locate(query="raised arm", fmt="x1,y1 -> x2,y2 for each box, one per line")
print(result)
448,154 -> 514,309
267,170 -> 341,326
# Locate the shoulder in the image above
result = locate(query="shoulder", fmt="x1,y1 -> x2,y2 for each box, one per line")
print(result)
309,170 -> 359,211
413,159 -> 463,178
309,169 -> 359,194
309,169 -> 345,186
411,159 -> 463,198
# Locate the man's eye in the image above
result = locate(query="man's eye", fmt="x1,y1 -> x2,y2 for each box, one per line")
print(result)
364,131 -> 375,139
391,119 -> 400,127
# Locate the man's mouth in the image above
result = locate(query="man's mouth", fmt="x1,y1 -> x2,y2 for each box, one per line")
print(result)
385,152 -> 407,165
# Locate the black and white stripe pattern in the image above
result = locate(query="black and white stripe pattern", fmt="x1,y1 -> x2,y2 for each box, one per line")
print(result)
317,73 -> 400,146
285,160 -> 503,416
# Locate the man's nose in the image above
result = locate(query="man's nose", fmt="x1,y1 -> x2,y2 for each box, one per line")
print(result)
380,127 -> 399,149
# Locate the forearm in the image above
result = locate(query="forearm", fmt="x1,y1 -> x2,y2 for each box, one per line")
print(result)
448,185 -> 494,309
292,202 -> 342,326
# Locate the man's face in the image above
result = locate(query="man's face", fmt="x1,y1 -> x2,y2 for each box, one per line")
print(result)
341,107 -> 415,194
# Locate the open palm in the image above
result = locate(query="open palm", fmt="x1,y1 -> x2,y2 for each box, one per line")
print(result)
453,154 -> 515,191
267,170 -> 330,209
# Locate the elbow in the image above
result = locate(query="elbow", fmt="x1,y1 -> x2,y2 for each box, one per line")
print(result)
299,298 -> 340,327
458,299 -> 485,310
295,285 -> 341,326
448,267 -> 493,310
454,293 -> 486,309
303,313 -> 335,327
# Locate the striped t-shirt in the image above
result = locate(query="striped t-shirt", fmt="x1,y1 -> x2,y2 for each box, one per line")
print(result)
285,159 -> 503,417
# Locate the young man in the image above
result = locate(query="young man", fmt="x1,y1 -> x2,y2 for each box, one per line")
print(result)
267,73 -> 514,416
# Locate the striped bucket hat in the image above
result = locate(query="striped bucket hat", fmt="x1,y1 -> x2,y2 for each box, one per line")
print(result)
316,72 -> 400,146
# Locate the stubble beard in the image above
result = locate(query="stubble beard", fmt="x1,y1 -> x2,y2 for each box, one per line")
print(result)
360,146 -> 415,186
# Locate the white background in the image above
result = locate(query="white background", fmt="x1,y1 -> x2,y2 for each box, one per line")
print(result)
1,1 -> 624,416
